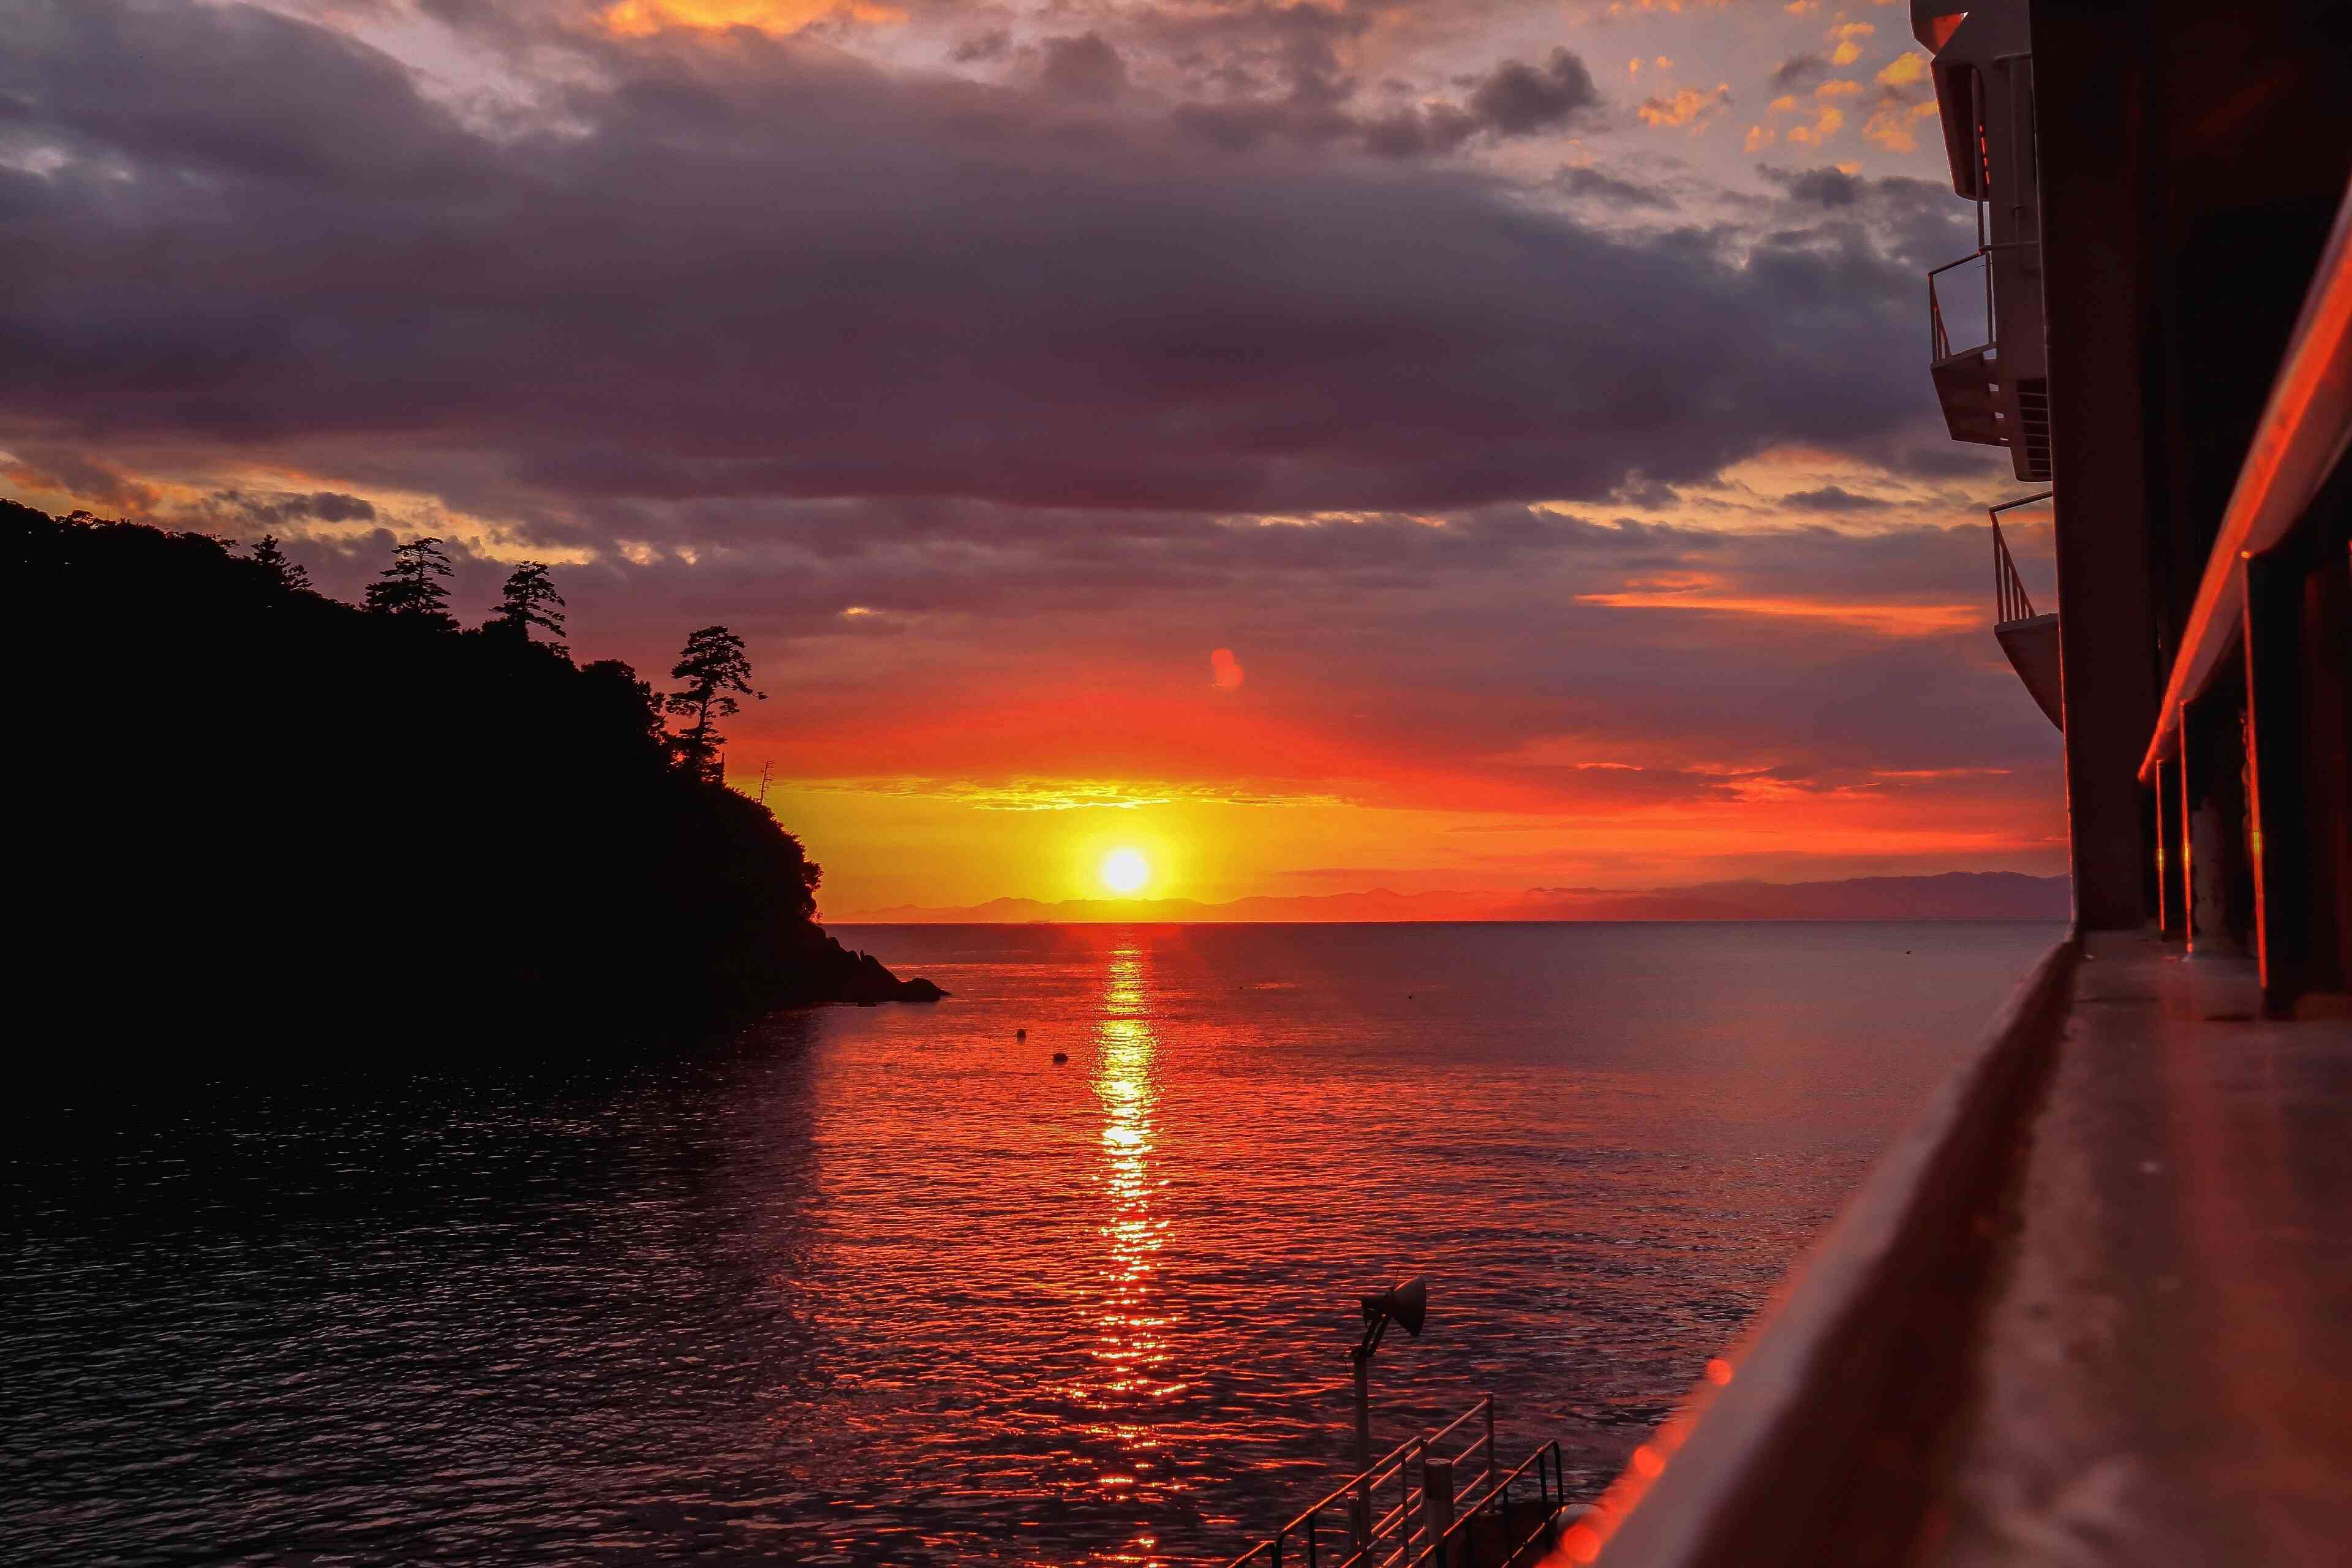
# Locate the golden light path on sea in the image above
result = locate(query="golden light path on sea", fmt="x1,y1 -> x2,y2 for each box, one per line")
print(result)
1079,944 -> 1180,1560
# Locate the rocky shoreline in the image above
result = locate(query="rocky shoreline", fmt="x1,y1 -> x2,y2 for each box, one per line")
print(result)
823,938 -> 948,1005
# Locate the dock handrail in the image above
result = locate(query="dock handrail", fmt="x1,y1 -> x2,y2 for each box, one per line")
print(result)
1224,1395 -> 1498,1568
1423,1395 -> 1498,1503
1404,1439 -> 1568,1568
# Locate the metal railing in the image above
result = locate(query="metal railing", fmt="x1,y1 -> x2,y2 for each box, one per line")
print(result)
1219,1434 -> 1415,1568
1929,247 -> 1994,363
1406,1440 -> 1567,1568
1422,1396 -> 1499,1512
1989,491 -> 2051,625
1930,239 -> 2046,364
1226,1396 -> 1497,1568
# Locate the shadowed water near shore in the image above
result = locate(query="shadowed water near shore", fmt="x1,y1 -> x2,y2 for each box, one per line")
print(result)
2,922 -> 2056,1566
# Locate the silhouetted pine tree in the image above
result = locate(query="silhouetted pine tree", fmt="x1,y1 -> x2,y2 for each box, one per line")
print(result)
665,625 -> 762,783
249,534 -> 311,594
582,658 -> 668,750
364,537 -> 454,626
486,561 -> 566,654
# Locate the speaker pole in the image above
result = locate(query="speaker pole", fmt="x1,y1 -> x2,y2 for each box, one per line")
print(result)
1351,1341 -> 1373,1551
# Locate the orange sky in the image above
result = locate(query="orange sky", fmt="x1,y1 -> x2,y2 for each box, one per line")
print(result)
713,524 -> 2067,911
1,0 -> 2071,912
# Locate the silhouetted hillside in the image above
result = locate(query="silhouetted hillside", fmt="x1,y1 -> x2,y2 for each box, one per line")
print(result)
9,501 -> 936,1059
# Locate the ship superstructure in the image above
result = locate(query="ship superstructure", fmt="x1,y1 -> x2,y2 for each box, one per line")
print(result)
1921,1 -> 2049,485
1546,3 -> 2352,1565
1920,0 -> 2351,1012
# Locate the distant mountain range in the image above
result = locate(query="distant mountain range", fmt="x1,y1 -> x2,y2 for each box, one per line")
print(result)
834,872 -> 2071,924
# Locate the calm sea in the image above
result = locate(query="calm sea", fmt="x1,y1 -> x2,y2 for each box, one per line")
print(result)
2,921 -> 2057,1566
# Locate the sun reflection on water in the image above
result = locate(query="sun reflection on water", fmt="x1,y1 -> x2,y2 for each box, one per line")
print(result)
1084,945 -> 1182,1561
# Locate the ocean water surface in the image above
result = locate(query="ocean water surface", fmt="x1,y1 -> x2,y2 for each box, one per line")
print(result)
3,921 -> 2059,1566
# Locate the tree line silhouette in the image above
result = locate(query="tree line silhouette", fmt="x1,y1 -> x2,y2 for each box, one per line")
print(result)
11,500 -> 937,1063
344,530 -> 768,783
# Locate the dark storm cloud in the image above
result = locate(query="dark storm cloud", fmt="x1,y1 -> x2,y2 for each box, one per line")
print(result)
2,1 -> 478,187
552,510 -> 2043,766
3,1 -> 1931,521
1781,484 -> 1890,512
236,471 -> 1724,638
951,29 -> 1013,66
1779,165 -> 1865,208
1888,441 -> 2014,480
1770,53 -> 1829,91
1464,48 -> 1601,135
1160,40 -> 1603,157
1131,0 -> 1370,99
1757,165 -> 1974,275
1554,164 -> 1676,210
1040,32 -> 1129,101
206,488 -> 380,525
1709,519 -> 1996,606
543,497 -> 1711,616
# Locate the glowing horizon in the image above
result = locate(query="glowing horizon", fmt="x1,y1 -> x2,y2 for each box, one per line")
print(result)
2,1 -> 2067,915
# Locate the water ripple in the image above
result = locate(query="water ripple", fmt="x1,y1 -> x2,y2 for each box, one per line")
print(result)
1,922 -> 2057,1564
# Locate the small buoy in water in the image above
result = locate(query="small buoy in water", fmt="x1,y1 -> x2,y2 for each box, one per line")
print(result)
1052,1051 -> 1069,1065
1016,1028 -> 1027,1041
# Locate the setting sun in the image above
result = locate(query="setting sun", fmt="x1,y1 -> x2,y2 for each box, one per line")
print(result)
1100,848 -> 1152,895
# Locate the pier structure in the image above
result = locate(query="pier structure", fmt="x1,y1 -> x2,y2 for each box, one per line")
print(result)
1226,1394 -> 1574,1568
1553,2 -> 2352,1564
